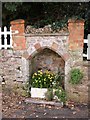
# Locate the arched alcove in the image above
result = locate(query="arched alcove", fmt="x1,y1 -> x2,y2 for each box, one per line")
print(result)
29,48 -> 65,88
22,40 -> 70,91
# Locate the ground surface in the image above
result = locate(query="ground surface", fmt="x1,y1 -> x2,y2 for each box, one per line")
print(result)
2,85 -> 89,119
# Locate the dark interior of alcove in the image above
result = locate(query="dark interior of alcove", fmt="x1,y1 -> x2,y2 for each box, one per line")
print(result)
29,48 -> 65,89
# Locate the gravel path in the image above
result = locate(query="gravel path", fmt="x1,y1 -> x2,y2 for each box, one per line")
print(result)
2,85 -> 89,119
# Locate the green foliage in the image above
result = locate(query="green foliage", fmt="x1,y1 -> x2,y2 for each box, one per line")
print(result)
33,19 -> 53,28
31,70 -> 55,88
51,19 -> 68,31
2,2 -> 89,33
31,69 -> 65,88
45,88 -> 53,101
4,2 -> 22,12
54,87 -> 67,104
69,68 -> 83,84
53,70 -> 64,88
22,81 -> 31,97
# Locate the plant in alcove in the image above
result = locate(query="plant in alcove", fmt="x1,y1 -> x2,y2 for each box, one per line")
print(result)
54,86 -> 67,104
69,68 -> 83,84
30,69 -> 66,101
53,70 -> 64,89
45,88 -> 53,101
31,70 -> 55,88
21,80 -> 31,97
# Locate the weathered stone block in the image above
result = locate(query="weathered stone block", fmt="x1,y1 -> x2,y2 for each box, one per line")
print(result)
51,42 -> 59,51
22,51 -> 29,59
34,43 -> 42,51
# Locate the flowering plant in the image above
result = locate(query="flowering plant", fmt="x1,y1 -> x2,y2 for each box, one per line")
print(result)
30,70 -> 66,104
31,70 -> 56,88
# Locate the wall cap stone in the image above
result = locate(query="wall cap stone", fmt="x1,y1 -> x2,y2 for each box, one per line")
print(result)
68,19 -> 85,23
25,33 -> 69,37
10,19 -> 25,25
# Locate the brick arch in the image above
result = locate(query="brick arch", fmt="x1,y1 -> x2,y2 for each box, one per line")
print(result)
23,41 -> 70,61
22,41 -> 71,91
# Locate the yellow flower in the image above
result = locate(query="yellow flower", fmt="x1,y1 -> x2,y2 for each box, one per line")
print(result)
48,74 -> 50,77
34,73 -> 37,76
48,77 -> 50,79
44,78 -> 46,81
32,75 -> 34,78
38,70 -> 43,74
40,72 -> 43,75
39,74 -> 42,77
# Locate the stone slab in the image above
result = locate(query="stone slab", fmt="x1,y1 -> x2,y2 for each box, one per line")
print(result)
25,98 -> 63,107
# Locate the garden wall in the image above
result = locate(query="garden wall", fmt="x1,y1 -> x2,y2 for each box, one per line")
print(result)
0,19 -> 88,103
0,50 -> 23,84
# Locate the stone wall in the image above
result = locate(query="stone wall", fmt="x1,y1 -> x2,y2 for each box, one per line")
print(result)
66,61 -> 88,103
0,49 -> 88,103
0,50 -> 23,85
0,19 -> 88,103
25,24 -> 68,34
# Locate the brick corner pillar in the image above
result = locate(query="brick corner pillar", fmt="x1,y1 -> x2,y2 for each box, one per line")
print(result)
68,19 -> 85,51
10,19 -> 26,50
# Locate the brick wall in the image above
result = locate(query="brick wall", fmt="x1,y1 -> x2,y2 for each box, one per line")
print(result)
68,19 -> 84,50
10,19 -> 26,50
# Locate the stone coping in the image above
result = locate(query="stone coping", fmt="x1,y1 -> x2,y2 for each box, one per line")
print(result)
25,33 -> 69,37
25,98 -> 63,107
83,61 -> 90,67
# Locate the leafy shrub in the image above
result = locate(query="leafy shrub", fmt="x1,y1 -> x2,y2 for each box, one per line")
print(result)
45,88 -> 53,101
54,87 -> 67,104
51,20 -> 67,31
69,68 -> 83,84
53,71 -> 64,89
31,70 -> 55,88
22,81 -> 31,97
